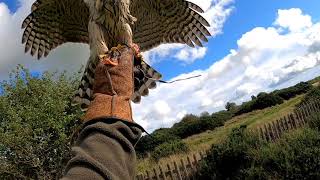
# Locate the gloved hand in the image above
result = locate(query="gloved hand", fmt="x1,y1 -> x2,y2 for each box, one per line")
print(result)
83,45 -> 134,123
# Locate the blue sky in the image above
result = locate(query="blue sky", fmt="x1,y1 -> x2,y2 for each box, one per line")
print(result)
1,0 -> 319,78
1,0 -> 320,131
154,0 -> 320,79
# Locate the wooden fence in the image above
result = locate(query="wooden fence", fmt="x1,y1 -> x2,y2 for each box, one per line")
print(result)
258,100 -> 320,142
136,151 -> 207,180
137,100 -> 320,179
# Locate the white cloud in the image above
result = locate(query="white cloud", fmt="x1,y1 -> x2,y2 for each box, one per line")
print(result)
274,8 -> 312,32
142,0 -> 234,64
0,0 -> 89,79
133,8 -> 320,132
175,47 -> 207,63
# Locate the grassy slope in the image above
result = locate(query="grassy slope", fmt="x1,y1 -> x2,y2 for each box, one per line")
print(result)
137,95 -> 304,173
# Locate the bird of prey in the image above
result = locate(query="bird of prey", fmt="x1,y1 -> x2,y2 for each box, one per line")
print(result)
21,0 -> 211,110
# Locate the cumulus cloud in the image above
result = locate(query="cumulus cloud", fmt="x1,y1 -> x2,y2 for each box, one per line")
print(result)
0,0 -> 89,79
175,47 -> 207,63
133,8 -> 320,132
274,8 -> 312,32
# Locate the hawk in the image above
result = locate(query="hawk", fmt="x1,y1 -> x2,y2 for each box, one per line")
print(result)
21,0 -> 211,110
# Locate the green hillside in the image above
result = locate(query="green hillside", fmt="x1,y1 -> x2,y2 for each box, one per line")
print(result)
137,95 -> 304,172
137,78 -> 320,173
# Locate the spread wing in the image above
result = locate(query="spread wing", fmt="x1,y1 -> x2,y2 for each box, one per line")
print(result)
130,0 -> 211,52
21,0 -> 89,59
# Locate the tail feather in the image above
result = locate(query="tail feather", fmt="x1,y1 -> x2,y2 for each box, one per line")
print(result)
131,59 -> 162,103
72,56 -> 162,110
72,56 -> 98,111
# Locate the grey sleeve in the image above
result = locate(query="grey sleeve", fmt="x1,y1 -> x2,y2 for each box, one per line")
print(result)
61,120 -> 142,180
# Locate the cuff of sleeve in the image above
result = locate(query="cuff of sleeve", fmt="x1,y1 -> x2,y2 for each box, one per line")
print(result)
82,93 -> 133,123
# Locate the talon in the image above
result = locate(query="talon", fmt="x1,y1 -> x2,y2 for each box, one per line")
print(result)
101,56 -> 119,66
131,43 -> 142,60
99,53 -> 118,66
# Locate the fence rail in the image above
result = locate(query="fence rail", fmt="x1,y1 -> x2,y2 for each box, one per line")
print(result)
258,100 -> 320,142
137,100 -> 320,180
136,151 -> 207,180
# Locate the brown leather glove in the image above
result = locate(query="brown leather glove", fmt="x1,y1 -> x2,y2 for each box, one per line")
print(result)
83,45 -> 134,123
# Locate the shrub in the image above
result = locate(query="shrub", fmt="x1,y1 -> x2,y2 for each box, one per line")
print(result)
307,112 -> 320,130
197,126 -> 320,180
135,128 -> 180,158
247,128 -> 320,179
273,82 -> 312,100
0,66 -> 82,179
150,139 -> 189,161
299,86 -> 320,106
235,101 -> 255,115
236,93 -> 283,115
171,111 -> 232,139
196,126 -> 263,179
252,92 -> 283,110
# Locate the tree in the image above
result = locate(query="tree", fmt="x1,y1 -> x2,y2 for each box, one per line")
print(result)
225,102 -> 237,112
0,65 -> 83,179
200,111 -> 210,117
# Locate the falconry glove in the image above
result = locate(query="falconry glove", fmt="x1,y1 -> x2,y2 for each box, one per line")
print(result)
83,46 -> 134,123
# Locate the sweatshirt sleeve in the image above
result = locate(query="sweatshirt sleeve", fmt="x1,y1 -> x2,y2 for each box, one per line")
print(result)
61,119 -> 143,180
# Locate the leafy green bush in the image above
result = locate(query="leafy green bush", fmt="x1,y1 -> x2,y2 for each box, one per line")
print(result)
273,82 -> 312,100
299,86 -> 320,106
308,112 -> 320,131
171,111 -> 232,139
137,112 -> 233,157
252,92 -> 283,110
236,92 -> 283,115
151,139 -> 189,161
196,126 -> 263,179
0,66 -> 82,179
135,128 -> 180,157
197,125 -> 320,179
247,128 -> 320,179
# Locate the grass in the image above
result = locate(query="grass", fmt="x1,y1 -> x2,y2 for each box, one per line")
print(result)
136,95 -> 304,173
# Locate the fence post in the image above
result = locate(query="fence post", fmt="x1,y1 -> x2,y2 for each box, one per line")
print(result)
136,173 -> 143,180
297,109 -> 307,125
305,105 -> 312,116
187,156 -> 195,175
289,114 -> 298,129
313,101 -> 320,111
310,102 -> 317,112
153,168 -> 160,180
271,121 -> 280,139
193,153 -> 200,171
264,124 -> 271,141
276,119 -> 283,134
259,127 -> 266,141
159,165 -> 167,180
146,170 -> 152,180
174,161 -> 182,180
269,123 -> 276,141
280,117 -> 285,131
294,110 -> 303,127
167,163 -> 174,180
180,159 -> 188,179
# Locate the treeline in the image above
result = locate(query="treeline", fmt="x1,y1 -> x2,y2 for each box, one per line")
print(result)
135,111 -> 233,160
233,82 -> 312,115
136,81 -> 313,160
